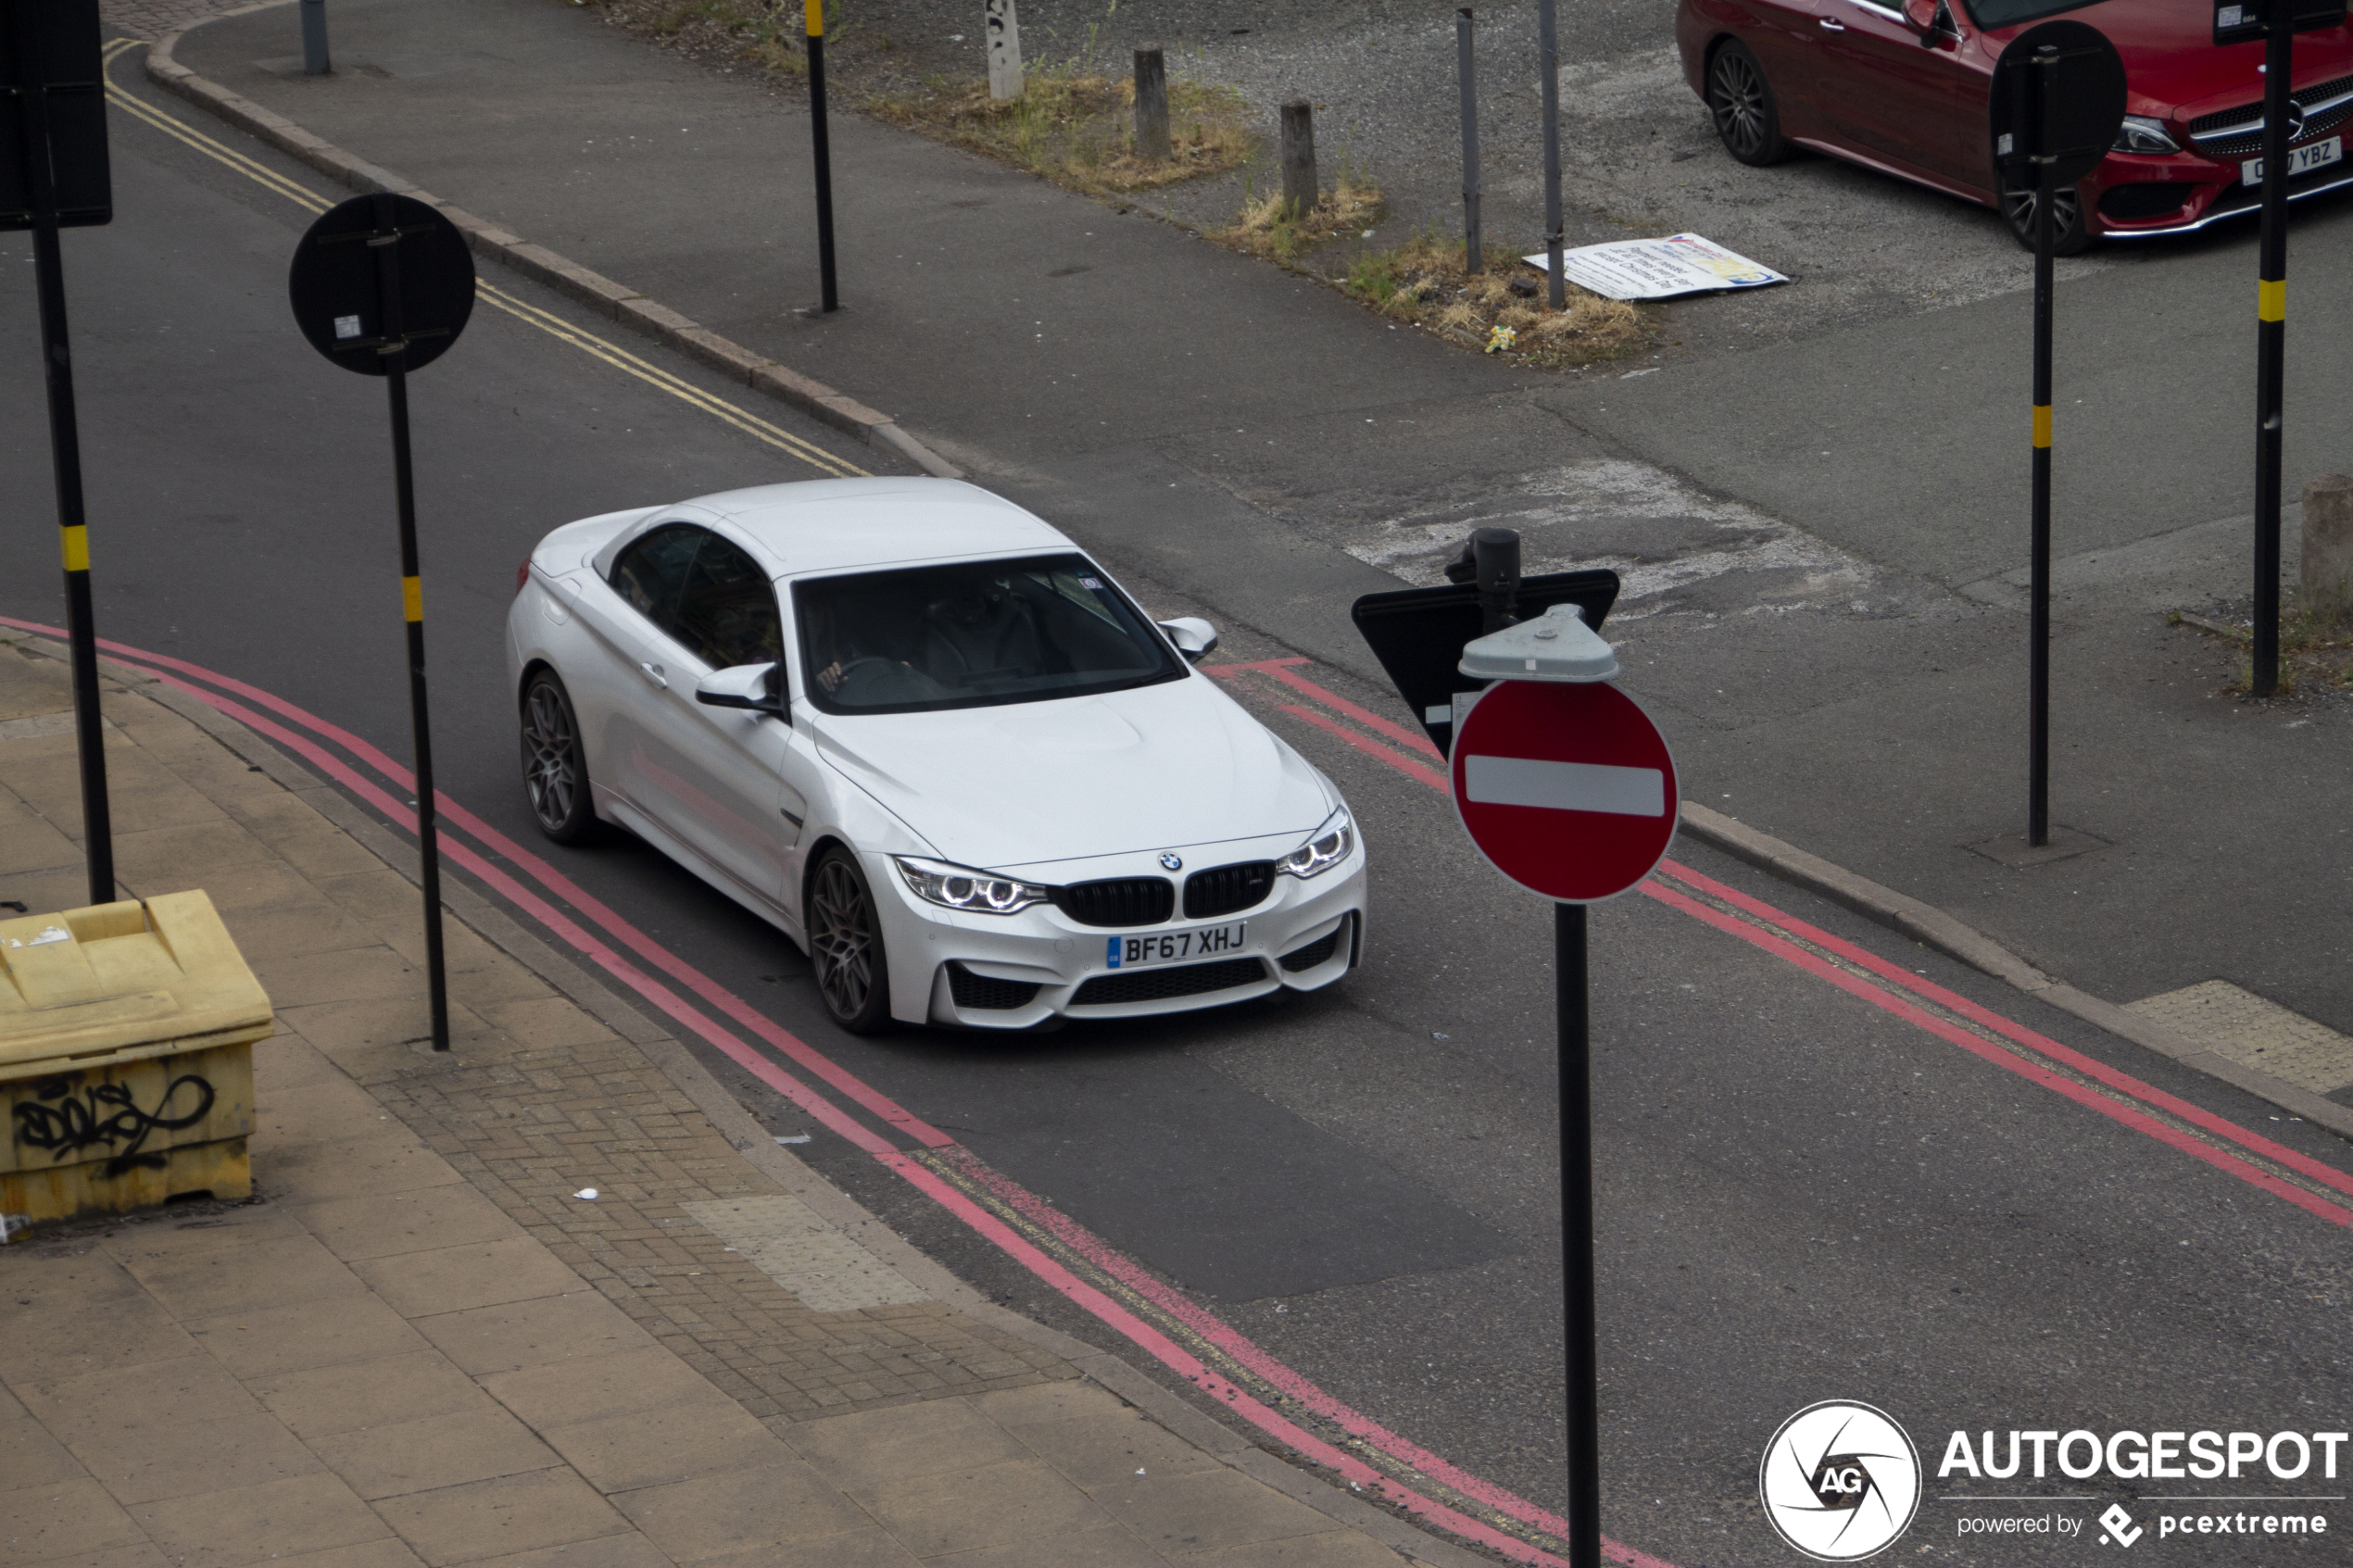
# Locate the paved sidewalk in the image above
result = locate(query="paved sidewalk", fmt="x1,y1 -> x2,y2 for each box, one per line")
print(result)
0,635 -> 1416,1566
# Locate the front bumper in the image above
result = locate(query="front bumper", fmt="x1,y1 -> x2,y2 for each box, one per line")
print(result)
2090,141 -> 2353,239
864,834 -> 1368,1029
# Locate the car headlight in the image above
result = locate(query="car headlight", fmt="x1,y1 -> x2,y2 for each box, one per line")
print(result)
2113,115 -> 2180,156
892,857 -> 1052,915
1277,808 -> 1354,880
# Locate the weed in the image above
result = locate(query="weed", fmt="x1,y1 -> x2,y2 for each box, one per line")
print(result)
867,65 -> 1252,194
1214,180 -> 1384,261
1335,229 -> 1647,369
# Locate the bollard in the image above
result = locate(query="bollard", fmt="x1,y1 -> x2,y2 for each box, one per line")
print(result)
1134,44 -> 1171,161
1279,99 -> 1317,220
300,0 -> 330,76
2302,474 -> 2353,619
986,0 -> 1023,101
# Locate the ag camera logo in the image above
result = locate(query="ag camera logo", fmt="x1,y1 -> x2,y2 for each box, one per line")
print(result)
1760,1401 -> 1922,1561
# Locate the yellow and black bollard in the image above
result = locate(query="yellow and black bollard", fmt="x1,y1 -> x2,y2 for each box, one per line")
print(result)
807,0 -> 838,313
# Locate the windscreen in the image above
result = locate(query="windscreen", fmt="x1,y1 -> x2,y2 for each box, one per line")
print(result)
1961,0 -> 2108,29
793,553 -> 1183,715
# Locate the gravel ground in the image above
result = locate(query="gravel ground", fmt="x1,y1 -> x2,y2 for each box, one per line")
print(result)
592,0 -> 2128,363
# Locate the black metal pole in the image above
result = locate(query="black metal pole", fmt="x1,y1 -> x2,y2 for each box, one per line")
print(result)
2028,49 -> 2057,849
2252,0 -> 2293,696
1457,9 -> 1481,274
372,195 -> 450,1052
13,15 -> 114,906
1556,900 -> 1600,1568
1537,0 -> 1565,309
1473,526 -> 1521,633
806,0 -> 839,314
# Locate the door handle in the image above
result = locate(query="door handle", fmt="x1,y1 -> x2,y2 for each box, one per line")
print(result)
1818,16 -> 1846,28
638,660 -> 668,688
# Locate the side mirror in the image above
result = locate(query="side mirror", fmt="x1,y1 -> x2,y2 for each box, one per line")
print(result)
1158,617 -> 1220,663
695,661 -> 786,716
1904,0 -> 1944,43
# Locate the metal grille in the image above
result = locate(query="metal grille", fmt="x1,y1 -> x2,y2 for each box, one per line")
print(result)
2190,77 -> 2353,157
1277,928 -> 1343,972
1182,861 -> 1276,920
1051,878 -> 1175,928
2099,182 -> 2195,221
947,963 -> 1040,1010
1071,957 -> 1268,1006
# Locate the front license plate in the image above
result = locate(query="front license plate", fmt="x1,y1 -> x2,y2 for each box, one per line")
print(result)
1107,922 -> 1247,969
2243,136 -> 2342,186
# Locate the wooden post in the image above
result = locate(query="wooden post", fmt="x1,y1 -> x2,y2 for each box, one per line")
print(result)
1134,44 -> 1171,161
986,0 -> 1023,101
1279,99 -> 1316,219
2303,473 -> 2353,620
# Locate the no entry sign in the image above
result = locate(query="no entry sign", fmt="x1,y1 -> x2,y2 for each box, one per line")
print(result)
1451,680 -> 1677,903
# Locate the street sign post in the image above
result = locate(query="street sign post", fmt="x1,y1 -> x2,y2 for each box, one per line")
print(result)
1989,21 -> 2123,847
2218,0 -> 2348,691
804,0 -> 838,314
1356,580 -> 1672,1568
4,0 -> 115,906
288,193 -> 477,1052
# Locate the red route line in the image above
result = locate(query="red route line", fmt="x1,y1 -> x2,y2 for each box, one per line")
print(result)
1221,645 -> 2353,1229
1210,657 -> 1445,760
935,1146 -> 1581,1541
1277,705 -> 1451,791
4,613 -> 1658,1568
1642,882 -> 2353,1229
1654,859 -> 2353,1202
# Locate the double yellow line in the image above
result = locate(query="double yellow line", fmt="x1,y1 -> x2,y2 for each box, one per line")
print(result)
99,39 -> 867,480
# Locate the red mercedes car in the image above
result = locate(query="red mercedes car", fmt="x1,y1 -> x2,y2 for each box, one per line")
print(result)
1678,0 -> 2353,251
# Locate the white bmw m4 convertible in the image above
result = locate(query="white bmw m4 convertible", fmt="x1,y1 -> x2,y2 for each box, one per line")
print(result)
505,478 -> 1365,1034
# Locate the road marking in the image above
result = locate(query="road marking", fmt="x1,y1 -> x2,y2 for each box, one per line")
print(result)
98,43 -> 869,480
1464,755 -> 1666,816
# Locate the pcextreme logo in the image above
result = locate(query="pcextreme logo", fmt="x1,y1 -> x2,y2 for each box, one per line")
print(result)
1760,1400 -> 1924,1562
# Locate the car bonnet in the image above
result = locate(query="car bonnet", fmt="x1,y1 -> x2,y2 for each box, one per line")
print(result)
811,675 -> 1333,870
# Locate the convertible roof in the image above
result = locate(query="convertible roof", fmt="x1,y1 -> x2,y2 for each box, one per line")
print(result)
686,478 -> 1073,576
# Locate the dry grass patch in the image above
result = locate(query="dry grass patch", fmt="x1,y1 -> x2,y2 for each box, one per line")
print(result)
1341,232 -> 1649,369
867,69 -> 1253,195
1213,181 -> 1385,262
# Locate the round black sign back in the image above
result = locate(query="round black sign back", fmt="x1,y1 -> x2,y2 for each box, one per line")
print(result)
1989,21 -> 2129,191
288,194 -> 476,377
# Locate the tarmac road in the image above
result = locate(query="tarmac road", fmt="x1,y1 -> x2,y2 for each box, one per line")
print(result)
3,31 -> 2352,1568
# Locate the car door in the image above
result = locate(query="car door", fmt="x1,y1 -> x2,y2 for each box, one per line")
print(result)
627,529 -> 808,915
1737,0 -> 1833,142
571,520 -> 703,824
1809,0 -> 1987,190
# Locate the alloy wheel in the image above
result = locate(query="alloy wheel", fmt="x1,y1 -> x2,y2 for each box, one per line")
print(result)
1710,52 -> 1769,161
2004,183 -> 2085,253
810,857 -> 876,1022
522,683 -> 578,834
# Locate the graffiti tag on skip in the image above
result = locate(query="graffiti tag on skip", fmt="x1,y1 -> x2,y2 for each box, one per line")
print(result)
13,1074 -> 218,1177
